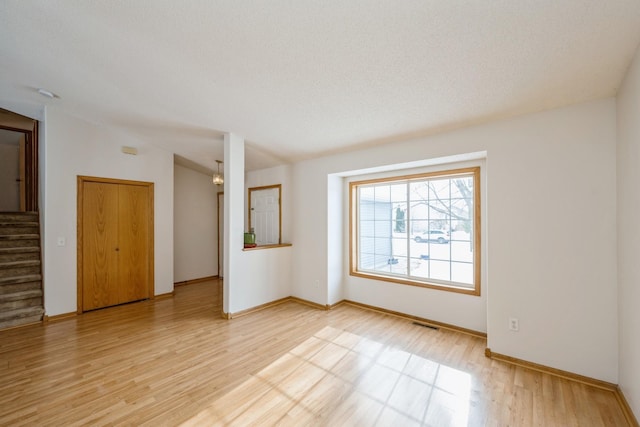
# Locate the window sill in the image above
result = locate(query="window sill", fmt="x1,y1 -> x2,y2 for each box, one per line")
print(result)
243,243 -> 292,251
350,270 -> 480,296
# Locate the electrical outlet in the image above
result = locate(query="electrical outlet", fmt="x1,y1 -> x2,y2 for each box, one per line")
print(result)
314,279 -> 320,289
57,237 -> 66,247
509,317 -> 519,332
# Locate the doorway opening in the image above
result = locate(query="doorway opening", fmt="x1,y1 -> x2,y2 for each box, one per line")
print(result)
0,108 -> 38,212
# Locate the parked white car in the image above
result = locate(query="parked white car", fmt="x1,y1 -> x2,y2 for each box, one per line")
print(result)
414,230 -> 450,244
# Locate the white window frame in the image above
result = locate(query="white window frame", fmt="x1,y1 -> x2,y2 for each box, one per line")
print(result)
349,166 -> 481,296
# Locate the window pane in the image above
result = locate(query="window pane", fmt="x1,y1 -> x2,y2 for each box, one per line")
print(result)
375,220 -> 392,237
429,179 -> 450,200
374,237 -> 392,256
428,241 -> 450,260
410,181 -> 429,200
452,177 -> 473,198
410,257 -> 429,279
409,219 -> 429,236
453,221 -> 472,238
374,185 -> 390,202
451,241 -> 473,263
360,253 -> 375,270
360,186 -> 374,200
392,203 -> 407,233
390,256 -> 407,275
451,262 -> 473,284
360,237 -> 375,254
451,198 -> 472,221
374,203 -> 391,222
360,220 -> 374,237
390,184 -> 406,202
429,260 -> 450,281
374,255 -> 390,272
429,205 -> 449,221
410,203 -> 428,220
392,238 -> 407,256
360,200 -> 375,220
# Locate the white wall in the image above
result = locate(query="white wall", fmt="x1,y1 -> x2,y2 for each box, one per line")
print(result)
291,99 -> 618,382
174,164 -> 218,282
230,246 -> 293,314
617,43 -> 640,417
42,106 -> 174,316
223,143 -> 293,315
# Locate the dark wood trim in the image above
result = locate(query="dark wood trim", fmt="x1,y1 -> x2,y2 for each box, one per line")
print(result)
343,299 -> 487,338
615,386 -> 640,427
154,291 -> 174,300
0,319 -> 42,331
289,296 -> 330,310
484,347 -> 640,426
228,297 -> 291,319
227,295 -> 329,318
485,348 -> 617,391
43,312 -> 77,323
174,276 -> 218,286
242,243 -> 292,251
224,294 -> 486,339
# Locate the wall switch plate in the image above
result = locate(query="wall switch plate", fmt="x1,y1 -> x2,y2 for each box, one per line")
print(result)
509,317 -> 519,332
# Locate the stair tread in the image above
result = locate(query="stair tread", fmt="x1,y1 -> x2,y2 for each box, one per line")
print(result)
0,247 -> 40,253
0,212 -> 38,216
0,289 -> 42,301
0,274 -> 42,285
0,222 -> 39,226
0,234 -> 40,240
0,305 -> 44,321
0,260 -> 41,268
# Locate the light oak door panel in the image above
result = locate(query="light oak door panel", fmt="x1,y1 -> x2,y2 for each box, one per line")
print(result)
79,176 -> 154,313
117,184 -> 150,304
82,181 -> 120,311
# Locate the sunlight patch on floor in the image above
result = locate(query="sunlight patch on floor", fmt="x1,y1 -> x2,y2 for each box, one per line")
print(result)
180,326 -> 471,426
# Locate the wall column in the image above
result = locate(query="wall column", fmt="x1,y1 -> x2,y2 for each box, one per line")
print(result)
222,133 -> 244,315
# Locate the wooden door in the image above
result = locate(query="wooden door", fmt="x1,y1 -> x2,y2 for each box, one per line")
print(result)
18,135 -> 25,211
81,181 -> 120,311
118,184 -> 150,304
78,177 -> 154,312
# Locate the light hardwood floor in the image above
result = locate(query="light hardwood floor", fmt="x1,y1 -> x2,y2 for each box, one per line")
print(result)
0,280 -> 630,426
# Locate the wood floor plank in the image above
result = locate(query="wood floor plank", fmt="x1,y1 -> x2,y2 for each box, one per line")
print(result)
0,279 -> 631,426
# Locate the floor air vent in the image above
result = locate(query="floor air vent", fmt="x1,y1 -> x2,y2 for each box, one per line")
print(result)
412,321 -> 439,330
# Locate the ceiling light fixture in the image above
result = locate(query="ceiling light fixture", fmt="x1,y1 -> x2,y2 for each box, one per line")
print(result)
212,160 -> 224,185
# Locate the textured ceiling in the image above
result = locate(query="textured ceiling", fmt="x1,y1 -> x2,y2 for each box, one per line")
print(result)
1,1 -> 640,173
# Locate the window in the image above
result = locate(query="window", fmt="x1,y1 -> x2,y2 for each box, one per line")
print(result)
350,167 -> 480,295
